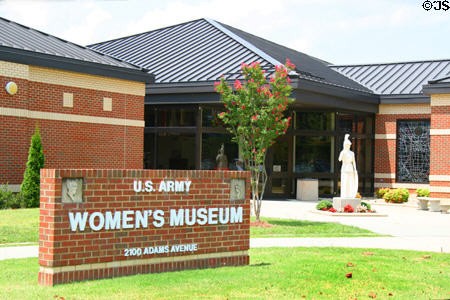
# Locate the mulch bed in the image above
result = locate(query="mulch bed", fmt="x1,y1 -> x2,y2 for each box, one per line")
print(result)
250,220 -> 273,228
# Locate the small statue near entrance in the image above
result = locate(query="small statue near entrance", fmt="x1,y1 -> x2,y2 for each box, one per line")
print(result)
216,144 -> 228,170
338,134 -> 358,198
333,134 -> 360,211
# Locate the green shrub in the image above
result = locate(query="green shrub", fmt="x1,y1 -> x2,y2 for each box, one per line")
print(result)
316,200 -> 332,211
0,184 -> 14,209
416,188 -> 430,197
360,201 -> 372,211
376,188 -> 390,199
7,193 -> 25,209
21,127 -> 45,208
383,188 -> 409,203
0,185 -> 25,209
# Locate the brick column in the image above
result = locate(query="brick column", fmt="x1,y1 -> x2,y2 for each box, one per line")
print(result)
429,94 -> 450,198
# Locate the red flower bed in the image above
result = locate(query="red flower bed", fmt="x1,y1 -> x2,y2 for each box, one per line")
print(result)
343,204 -> 354,213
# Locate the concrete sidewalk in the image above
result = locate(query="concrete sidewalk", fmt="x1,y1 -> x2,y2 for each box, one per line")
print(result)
259,199 -> 450,238
255,199 -> 450,253
0,245 -> 38,260
1,200 -> 449,260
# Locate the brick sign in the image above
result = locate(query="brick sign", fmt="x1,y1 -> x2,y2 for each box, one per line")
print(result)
38,169 -> 250,286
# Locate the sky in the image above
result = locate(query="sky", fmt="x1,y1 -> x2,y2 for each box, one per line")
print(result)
0,0 -> 448,65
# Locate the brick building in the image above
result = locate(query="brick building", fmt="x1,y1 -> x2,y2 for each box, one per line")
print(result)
332,62 -> 450,199
1,17 -> 449,200
0,17 -> 154,190
89,18 -> 450,199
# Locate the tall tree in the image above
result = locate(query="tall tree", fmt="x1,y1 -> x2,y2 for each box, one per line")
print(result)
215,60 -> 295,221
21,126 -> 45,208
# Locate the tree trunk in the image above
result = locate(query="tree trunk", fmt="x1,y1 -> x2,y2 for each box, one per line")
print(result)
248,159 -> 268,222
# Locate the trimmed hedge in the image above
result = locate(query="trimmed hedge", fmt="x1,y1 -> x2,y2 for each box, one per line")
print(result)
383,188 -> 409,203
416,188 -> 430,197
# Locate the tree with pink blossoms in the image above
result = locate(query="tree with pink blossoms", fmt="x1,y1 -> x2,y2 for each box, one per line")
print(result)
215,60 -> 295,221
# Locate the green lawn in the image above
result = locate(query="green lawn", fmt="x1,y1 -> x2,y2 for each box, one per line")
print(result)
0,209 -> 381,247
0,208 -> 39,246
0,248 -> 448,299
0,208 -> 379,247
0,209 -> 448,298
251,217 -> 383,237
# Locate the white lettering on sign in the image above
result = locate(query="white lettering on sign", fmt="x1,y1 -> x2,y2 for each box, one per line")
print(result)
124,243 -> 198,257
68,206 -> 243,232
69,209 -> 160,232
133,180 -> 192,193
133,180 -> 155,192
169,207 -> 243,227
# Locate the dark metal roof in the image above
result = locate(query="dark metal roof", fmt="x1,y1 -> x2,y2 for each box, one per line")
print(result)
218,21 -> 372,94
423,75 -> 450,95
0,17 -> 154,83
429,75 -> 450,84
89,19 -> 276,83
331,59 -> 450,95
88,18 -> 372,94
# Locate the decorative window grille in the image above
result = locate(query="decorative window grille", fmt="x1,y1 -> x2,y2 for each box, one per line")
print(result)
397,120 -> 430,183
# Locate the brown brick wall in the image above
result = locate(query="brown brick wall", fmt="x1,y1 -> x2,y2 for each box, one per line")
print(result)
0,65 -> 145,184
0,116 -> 30,183
429,96 -> 450,198
373,139 -> 396,174
38,169 -> 250,286
431,106 -> 450,129
28,81 -> 143,120
430,136 -> 450,176
375,114 -> 431,135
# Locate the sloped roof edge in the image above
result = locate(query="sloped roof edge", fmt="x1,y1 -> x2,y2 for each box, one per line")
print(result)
423,74 -> 450,94
0,16 -> 154,83
331,59 -> 450,96
204,19 -> 284,69
0,46 -> 155,83
332,58 -> 450,68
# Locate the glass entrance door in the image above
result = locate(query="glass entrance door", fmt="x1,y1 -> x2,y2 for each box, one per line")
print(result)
266,136 -> 292,197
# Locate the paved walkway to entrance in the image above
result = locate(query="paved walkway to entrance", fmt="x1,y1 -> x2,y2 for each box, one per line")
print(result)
1,199 -> 449,260
253,200 -> 450,253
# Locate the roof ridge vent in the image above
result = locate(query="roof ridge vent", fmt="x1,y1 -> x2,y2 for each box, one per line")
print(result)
205,18 -> 298,76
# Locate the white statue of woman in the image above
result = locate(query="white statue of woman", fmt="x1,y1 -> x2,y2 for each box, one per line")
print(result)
338,134 -> 358,198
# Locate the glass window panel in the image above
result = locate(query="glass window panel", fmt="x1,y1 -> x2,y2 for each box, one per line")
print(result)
295,136 -> 334,173
157,108 -> 196,127
364,137 -> 373,174
272,138 -> 289,172
318,179 -> 334,196
202,108 -> 225,127
144,133 -> 155,169
201,134 -> 238,170
397,120 -> 430,183
365,115 -> 373,135
296,112 -> 334,131
337,113 -> 353,133
145,106 -> 156,127
354,138 -> 366,174
355,115 -> 365,134
156,133 -> 195,169
271,178 -> 288,194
